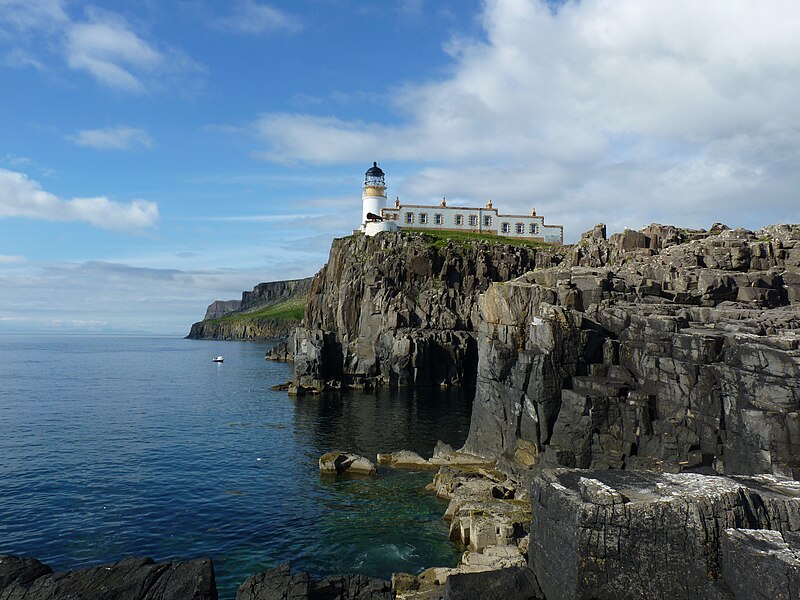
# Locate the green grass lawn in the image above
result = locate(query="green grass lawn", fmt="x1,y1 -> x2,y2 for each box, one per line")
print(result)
206,297 -> 305,324
403,228 -> 550,249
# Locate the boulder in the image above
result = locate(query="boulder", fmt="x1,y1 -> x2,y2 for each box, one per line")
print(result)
720,528 -> 800,600
376,451 -> 435,470
237,562 -> 308,600
237,564 -> 392,600
0,555 -> 216,600
529,470 -> 800,600
442,566 -> 542,600
319,451 -> 377,475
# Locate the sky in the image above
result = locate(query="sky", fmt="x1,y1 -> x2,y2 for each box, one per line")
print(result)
1,0 -> 799,335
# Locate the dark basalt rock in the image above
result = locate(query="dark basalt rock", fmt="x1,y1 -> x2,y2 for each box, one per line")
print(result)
236,564 -> 392,600
720,529 -> 800,600
443,566 -> 543,600
292,232 -> 564,391
0,555 -> 216,600
236,563 -> 309,600
463,223 -> 800,478
528,469 -> 800,600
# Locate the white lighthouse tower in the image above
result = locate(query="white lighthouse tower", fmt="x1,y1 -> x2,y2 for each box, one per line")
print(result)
360,161 -> 398,236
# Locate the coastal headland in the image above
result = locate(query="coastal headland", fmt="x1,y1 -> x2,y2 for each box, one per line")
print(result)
19,222 -> 795,599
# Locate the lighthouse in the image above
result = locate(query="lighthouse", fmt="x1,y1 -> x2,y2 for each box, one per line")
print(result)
360,162 -> 398,236
362,162 -> 386,226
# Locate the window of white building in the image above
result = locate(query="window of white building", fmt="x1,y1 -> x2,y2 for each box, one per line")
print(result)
501,222 -> 510,233
468,215 -> 477,226
483,215 -> 492,227
419,213 -> 428,224
516,223 -> 524,234
434,213 -> 443,225
529,223 -> 539,234
455,214 -> 464,226
405,212 -> 414,224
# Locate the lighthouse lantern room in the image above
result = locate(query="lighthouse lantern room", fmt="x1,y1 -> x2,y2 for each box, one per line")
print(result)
360,162 -> 399,236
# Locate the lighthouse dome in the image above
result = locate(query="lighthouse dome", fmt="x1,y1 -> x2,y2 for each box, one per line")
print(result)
365,162 -> 384,178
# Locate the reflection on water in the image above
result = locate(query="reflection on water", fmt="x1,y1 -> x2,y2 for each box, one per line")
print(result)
292,386 -> 475,458
0,335 -> 474,599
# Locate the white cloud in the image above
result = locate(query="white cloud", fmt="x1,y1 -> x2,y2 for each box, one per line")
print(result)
69,126 -> 154,151
0,168 -> 159,230
0,254 -> 25,265
217,1 -> 301,35
1,4 -> 201,93
0,0 -> 67,32
249,0 -> 800,238
65,11 -> 163,92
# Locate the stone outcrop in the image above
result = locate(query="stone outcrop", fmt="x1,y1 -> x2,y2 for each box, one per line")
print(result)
240,279 -> 312,313
204,300 -> 242,320
188,318 -> 297,341
464,224 -> 800,478
236,563 -> 393,600
0,555 -> 216,600
319,451 -> 377,475
292,232 -> 564,391
528,469 -> 800,600
187,277 -> 312,341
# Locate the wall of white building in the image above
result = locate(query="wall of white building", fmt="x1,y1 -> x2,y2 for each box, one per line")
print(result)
381,204 -> 563,244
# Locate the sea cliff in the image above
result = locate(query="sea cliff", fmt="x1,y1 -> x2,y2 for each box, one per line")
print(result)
187,278 -> 311,341
292,232 -> 564,391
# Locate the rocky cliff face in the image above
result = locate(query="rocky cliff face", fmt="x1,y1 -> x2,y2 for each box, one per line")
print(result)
240,278 -> 311,312
464,224 -> 800,478
203,300 -> 242,320
188,277 -> 312,341
187,318 -> 295,341
292,232 -> 564,391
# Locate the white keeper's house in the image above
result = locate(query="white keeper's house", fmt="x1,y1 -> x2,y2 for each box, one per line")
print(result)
358,162 -> 563,244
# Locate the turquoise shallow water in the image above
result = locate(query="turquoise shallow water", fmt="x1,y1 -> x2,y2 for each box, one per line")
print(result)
0,334 -> 474,599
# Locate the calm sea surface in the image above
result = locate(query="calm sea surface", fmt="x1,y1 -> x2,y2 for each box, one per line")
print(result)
0,334 -> 473,599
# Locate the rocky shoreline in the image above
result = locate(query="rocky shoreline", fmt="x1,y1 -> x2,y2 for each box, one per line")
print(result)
12,222 -> 798,599
9,458 -> 795,600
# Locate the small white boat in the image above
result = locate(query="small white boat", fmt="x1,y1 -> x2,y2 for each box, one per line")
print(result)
212,356 -> 224,363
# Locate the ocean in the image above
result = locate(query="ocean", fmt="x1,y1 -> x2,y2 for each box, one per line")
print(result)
0,334 -> 474,599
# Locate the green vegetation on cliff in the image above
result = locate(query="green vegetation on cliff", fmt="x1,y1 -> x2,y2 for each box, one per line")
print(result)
205,297 -> 305,325
403,228 -> 550,249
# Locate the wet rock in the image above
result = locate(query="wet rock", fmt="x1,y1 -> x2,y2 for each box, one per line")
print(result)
319,451 -> 377,475
237,562 -> 309,600
376,450 -> 435,469
0,555 -> 217,600
310,574 -> 393,600
238,564 -> 392,600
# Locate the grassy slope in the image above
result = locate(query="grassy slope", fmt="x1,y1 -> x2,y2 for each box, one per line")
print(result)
402,228 -> 549,249
205,296 -> 305,324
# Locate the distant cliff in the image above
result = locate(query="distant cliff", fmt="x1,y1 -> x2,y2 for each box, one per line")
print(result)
187,277 -> 311,341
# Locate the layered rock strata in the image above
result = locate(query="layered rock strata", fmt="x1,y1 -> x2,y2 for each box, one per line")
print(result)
529,469 -> 800,600
292,233 -> 563,391
464,224 -> 800,478
187,278 -> 311,341
188,319 -> 297,341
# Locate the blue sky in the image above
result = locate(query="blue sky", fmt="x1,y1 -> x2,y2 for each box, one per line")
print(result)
1,0 -> 799,335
